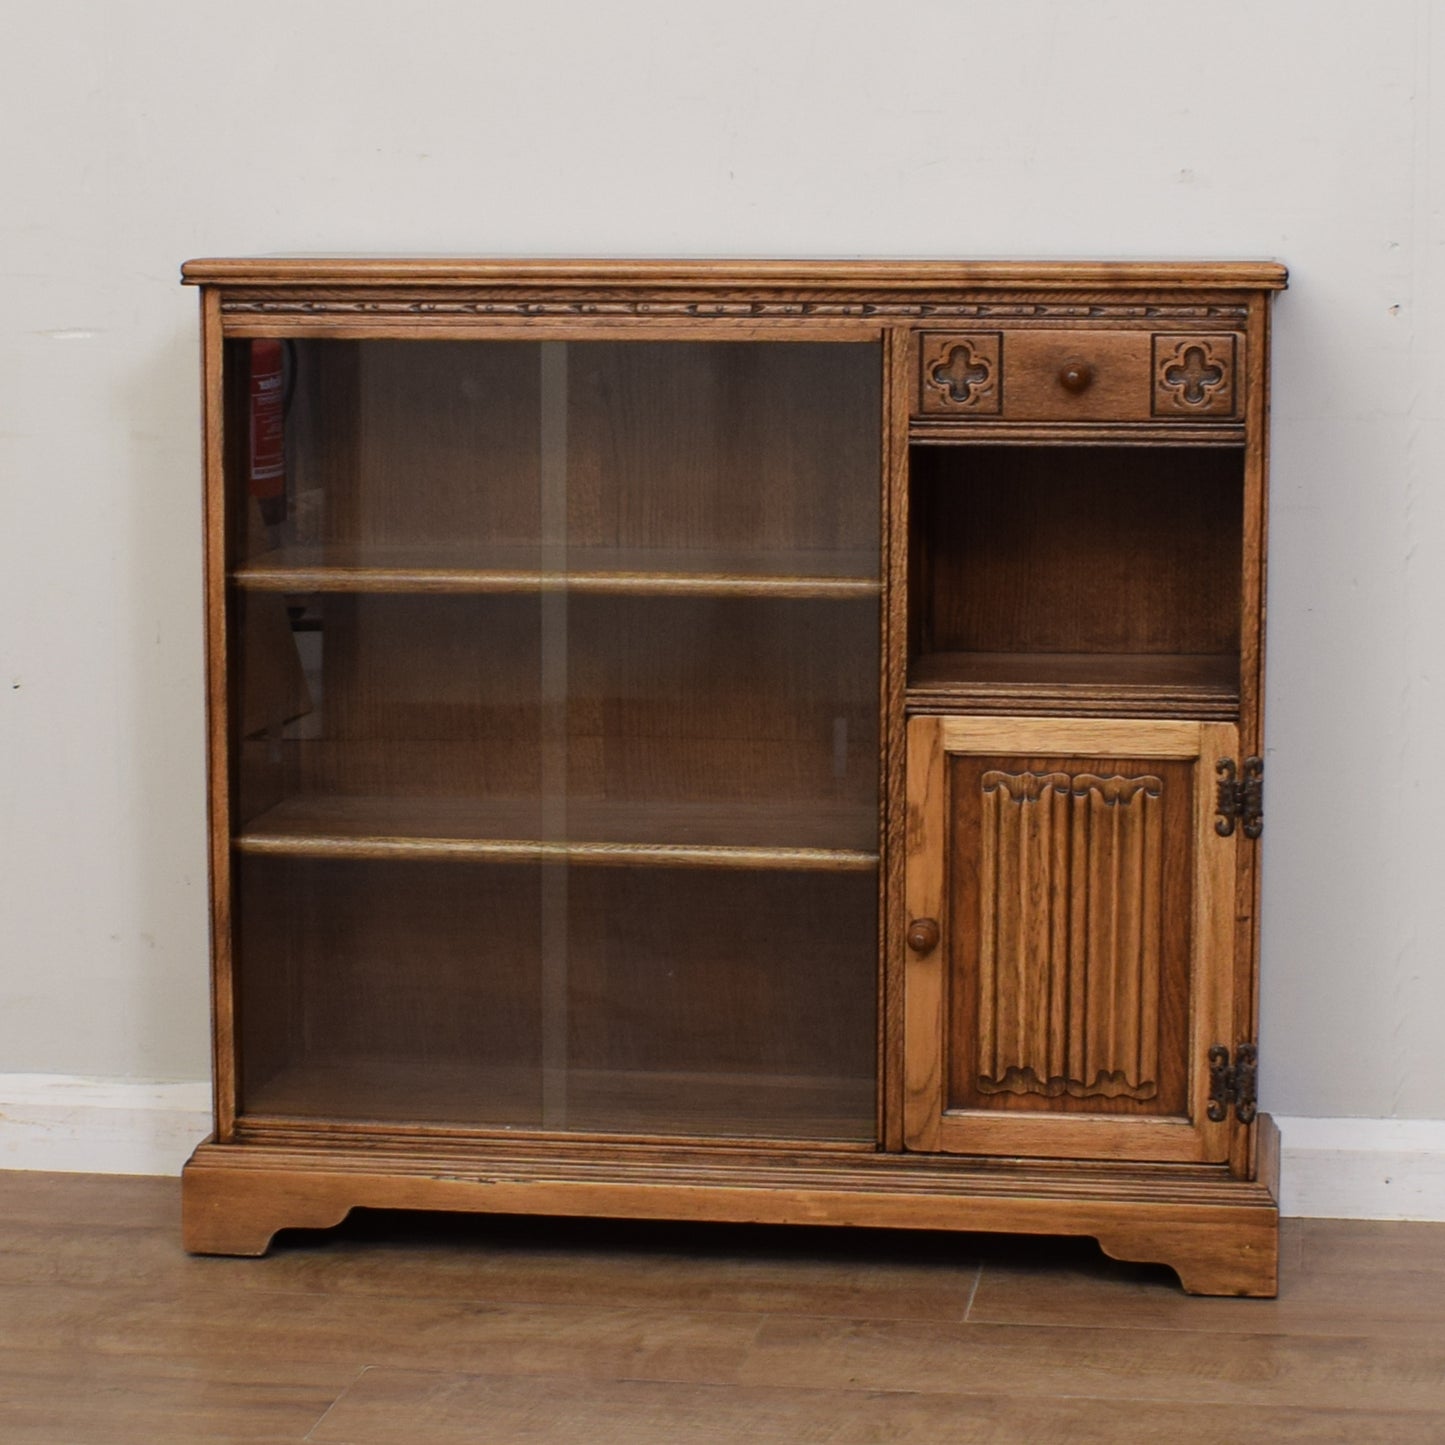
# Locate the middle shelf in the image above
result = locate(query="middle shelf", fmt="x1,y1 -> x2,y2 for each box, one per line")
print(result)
235,794 -> 880,871
233,542 -> 881,599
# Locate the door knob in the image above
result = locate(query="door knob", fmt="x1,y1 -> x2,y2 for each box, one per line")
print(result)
906,917 -> 940,954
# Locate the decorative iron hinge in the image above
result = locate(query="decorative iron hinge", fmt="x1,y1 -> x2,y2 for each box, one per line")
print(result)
1207,1043 -> 1258,1124
1214,756 -> 1263,838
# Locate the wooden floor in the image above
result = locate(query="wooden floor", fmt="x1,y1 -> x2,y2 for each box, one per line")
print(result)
3,1173 -> 1444,1442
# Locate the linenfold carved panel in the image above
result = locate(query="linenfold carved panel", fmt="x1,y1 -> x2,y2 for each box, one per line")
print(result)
975,769 -> 1165,1102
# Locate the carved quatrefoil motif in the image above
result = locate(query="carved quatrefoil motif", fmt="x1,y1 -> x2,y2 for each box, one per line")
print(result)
931,343 -> 992,405
920,332 -> 1002,414
1152,334 -> 1237,416
1163,345 -> 1224,405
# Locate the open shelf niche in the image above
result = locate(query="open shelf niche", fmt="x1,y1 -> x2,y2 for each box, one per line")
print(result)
906,444 -> 1245,717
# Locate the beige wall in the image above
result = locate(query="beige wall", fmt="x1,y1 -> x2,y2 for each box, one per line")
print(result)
1,0 -> 1441,1120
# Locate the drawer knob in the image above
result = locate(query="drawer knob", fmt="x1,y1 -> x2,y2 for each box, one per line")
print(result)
907,918 -> 941,954
1058,360 -> 1094,394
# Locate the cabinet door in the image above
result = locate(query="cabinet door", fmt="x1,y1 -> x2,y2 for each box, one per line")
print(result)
903,716 -> 1240,1163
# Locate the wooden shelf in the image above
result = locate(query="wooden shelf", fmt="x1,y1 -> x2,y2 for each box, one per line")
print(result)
241,1059 -> 876,1143
235,794 -> 879,871
232,543 -> 881,598
907,651 -> 1240,717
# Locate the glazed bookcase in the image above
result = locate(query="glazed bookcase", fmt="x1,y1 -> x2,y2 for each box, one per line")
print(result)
181,258 -> 1286,1295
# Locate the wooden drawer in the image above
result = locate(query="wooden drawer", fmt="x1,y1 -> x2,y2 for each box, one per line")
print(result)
916,329 -> 1242,422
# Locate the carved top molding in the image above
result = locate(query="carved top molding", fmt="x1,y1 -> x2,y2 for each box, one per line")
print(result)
183,258 -> 1289,294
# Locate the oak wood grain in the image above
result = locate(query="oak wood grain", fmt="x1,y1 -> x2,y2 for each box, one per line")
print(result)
901,717 -> 945,1153
1232,291 -> 1272,1177
939,715 -> 1204,757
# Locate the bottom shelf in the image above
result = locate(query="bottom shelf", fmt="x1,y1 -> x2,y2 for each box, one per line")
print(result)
242,1059 -> 876,1144
907,651 -> 1240,716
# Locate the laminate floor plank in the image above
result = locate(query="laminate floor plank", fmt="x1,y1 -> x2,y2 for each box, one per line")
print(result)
3,1173 -> 1444,1441
0,1170 -> 178,1228
0,1282 -> 761,1387
736,1314 -> 1445,1412
1303,1216 -> 1445,1272
307,1366 -> 1445,1445
0,1353 -> 356,1445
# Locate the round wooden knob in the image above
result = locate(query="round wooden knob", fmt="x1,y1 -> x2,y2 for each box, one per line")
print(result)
1058,360 -> 1093,394
906,918 -> 940,954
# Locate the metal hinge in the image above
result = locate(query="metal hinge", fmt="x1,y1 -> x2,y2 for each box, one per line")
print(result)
1207,1043 -> 1258,1124
1214,756 -> 1263,838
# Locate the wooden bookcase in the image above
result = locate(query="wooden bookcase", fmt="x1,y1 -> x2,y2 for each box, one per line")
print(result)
181,259 -> 1286,1295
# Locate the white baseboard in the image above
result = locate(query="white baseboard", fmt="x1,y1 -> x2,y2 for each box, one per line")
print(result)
1271,1115 -> 1445,1221
0,1074 -> 211,1177
0,1078 -> 1440,1221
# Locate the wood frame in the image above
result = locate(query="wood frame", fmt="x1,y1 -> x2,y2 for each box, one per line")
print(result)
183,257 -> 1287,1296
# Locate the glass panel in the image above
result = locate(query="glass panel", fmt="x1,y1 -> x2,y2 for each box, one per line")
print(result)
229,339 -> 543,571
540,592 -> 878,1140
234,591 -> 543,837
565,870 -> 876,1141
227,336 -> 881,1139
543,341 -> 881,1139
564,342 -> 881,569
236,857 -> 544,1126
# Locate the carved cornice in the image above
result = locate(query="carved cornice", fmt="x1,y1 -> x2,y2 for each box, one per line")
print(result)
219,296 -> 1254,320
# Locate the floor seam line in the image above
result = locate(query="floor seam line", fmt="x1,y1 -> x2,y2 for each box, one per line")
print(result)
303,1361 -> 373,1443
962,1261 -> 984,1321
